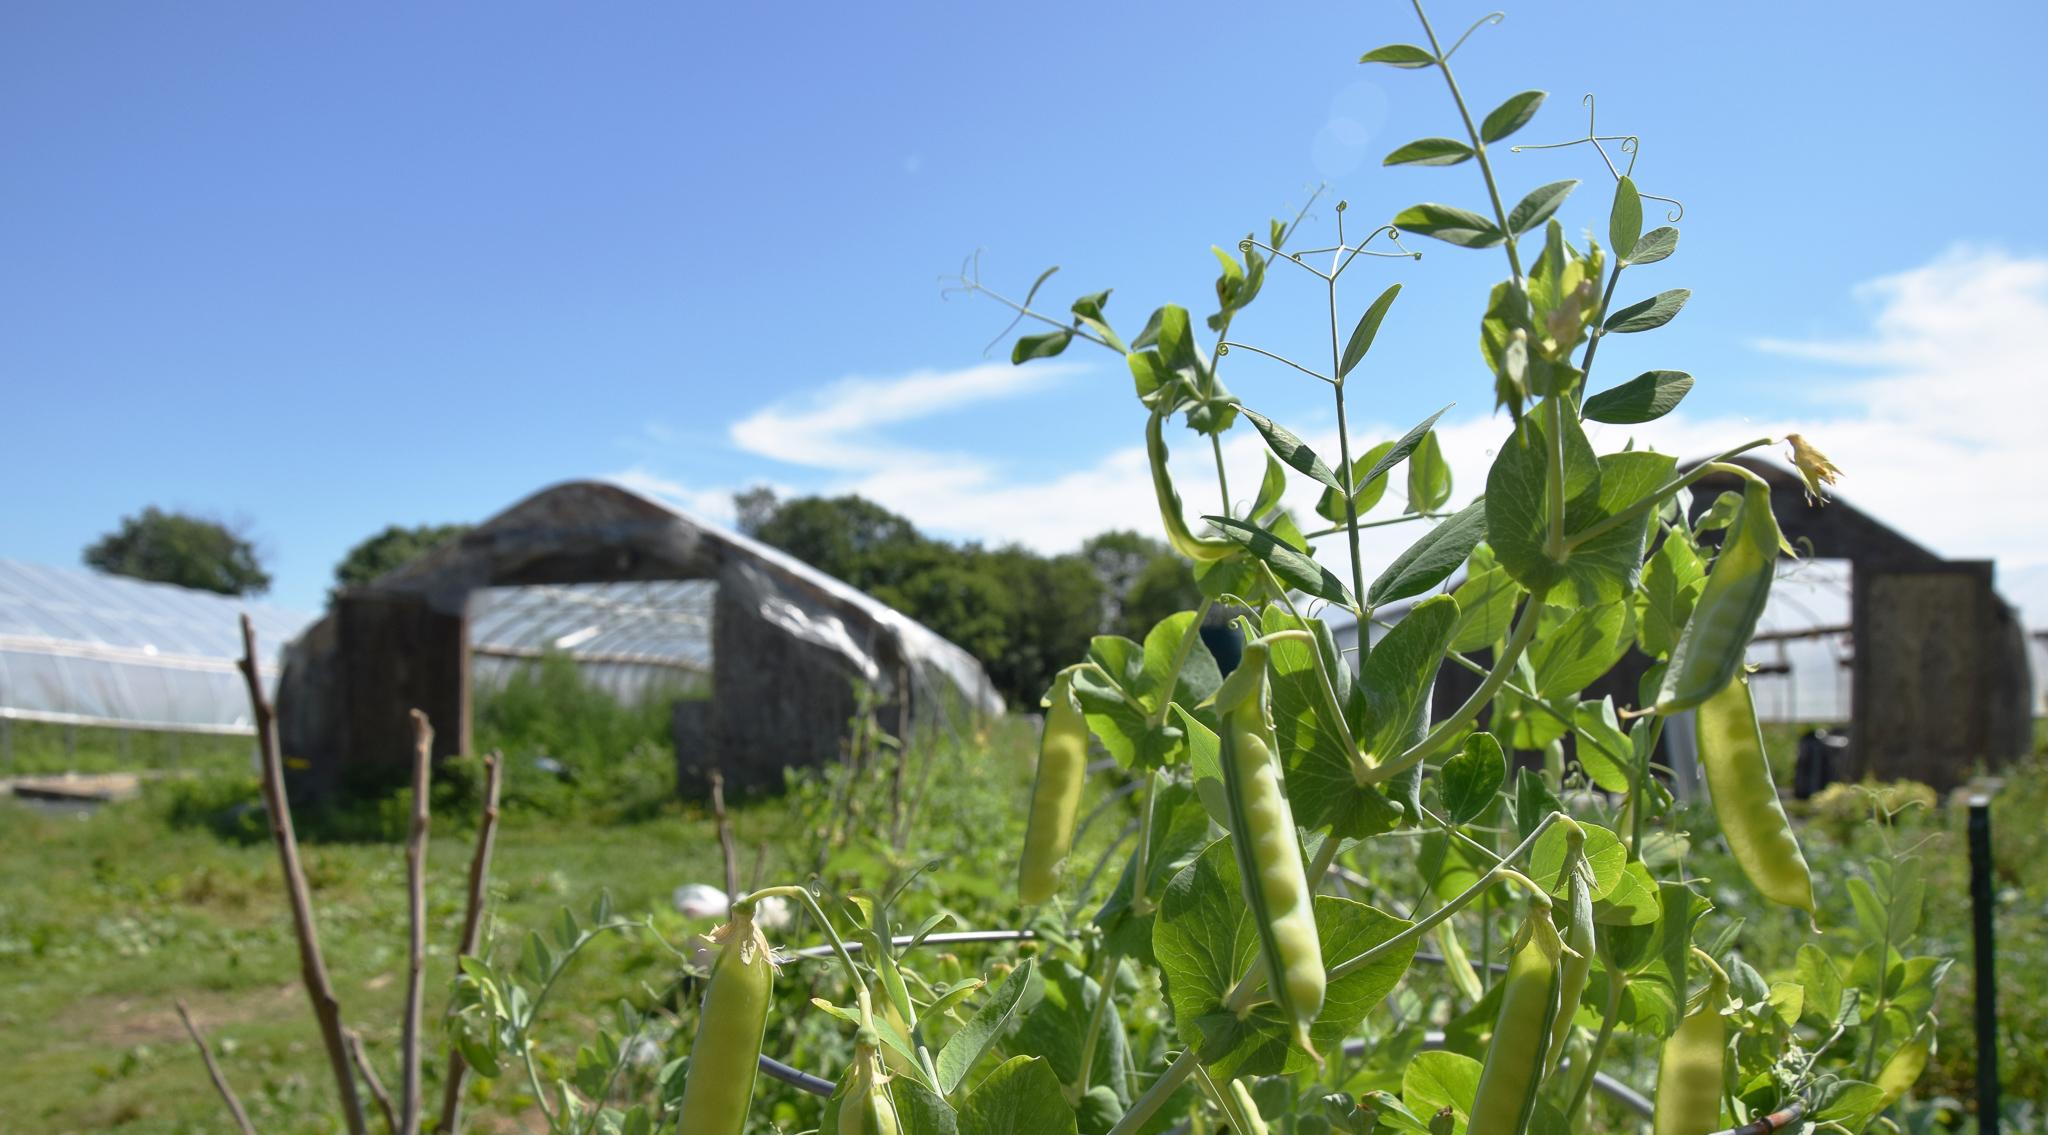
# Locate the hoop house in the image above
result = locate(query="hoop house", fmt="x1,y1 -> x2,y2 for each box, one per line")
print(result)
0,559 -> 314,736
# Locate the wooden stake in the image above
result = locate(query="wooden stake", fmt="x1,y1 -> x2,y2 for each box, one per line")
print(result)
436,750 -> 504,1135
237,616 -> 370,1135
176,1000 -> 258,1135
399,710 -> 433,1135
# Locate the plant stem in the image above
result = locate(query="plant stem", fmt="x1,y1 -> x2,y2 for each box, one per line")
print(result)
1329,276 -> 1369,618
1412,0 -> 1523,283
1131,770 -> 1161,916
1300,511 -> 1442,540
1564,437 -> 1774,551
1369,598 -> 1540,784
1627,715 -> 1666,861
742,886 -> 866,996
1576,259 -> 1625,389
1565,950 -> 1625,1123
1075,951 -> 1120,1097
1211,435 -> 1233,519
1544,397 -> 1568,561
1261,564 -> 1367,782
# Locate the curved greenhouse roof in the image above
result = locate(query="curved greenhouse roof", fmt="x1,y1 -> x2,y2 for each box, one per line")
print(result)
0,559 -> 315,734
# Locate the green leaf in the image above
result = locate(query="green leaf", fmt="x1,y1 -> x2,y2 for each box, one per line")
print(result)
1583,370 -> 1693,424
1096,779 -> 1212,964
1316,441 -> 1396,523
1011,329 -> 1072,365
1639,529 -> 1704,659
1610,177 -> 1643,261
1440,732 -> 1506,824
1384,137 -> 1474,167
1402,1051 -> 1481,1125
1393,203 -> 1503,249
1202,515 -> 1353,606
1153,840 -> 1417,1079
1571,698 -> 1634,793
1530,602 -> 1627,698
1361,595 -> 1459,764
1630,226 -> 1679,264
1406,430 -> 1452,513
1506,179 -> 1578,237
1367,498 -> 1487,607
957,1056 -> 1075,1135
1251,453 -> 1287,519
1480,90 -> 1546,143
1243,408 -> 1344,493
1139,610 -> 1222,715
1484,413 -> 1598,596
1594,860 -> 1662,926
892,1079 -> 959,1135
1563,450 -> 1676,604
936,957 -> 1035,1095
1070,289 -> 1110,322
1341,283 -> 1403,378
1603,288 -> 1690,333
1449,547 -> 1520,652
1359,43 -> 1436,67
1009,959 -> 1129,1104
1361,405 -> 1453,488
1262,609 -> 1407,842
1529,821 -> 1626,901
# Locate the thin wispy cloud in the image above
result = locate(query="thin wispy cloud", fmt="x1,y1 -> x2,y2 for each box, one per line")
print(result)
729,362 -> 1077,470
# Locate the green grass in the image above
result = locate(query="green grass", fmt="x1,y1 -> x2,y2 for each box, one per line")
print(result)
1,719 -> 255,778
0,710 -> 1046,1135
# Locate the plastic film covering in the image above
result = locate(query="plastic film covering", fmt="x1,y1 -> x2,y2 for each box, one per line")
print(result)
0,559 -> 315,733
469,579 -> 714,705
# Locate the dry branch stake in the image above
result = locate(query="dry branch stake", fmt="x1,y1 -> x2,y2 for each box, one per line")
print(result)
176,999 -> 258,1135
437,750 -> 505,1135
400,709 -> 433,1135
237,615 -> 370,1135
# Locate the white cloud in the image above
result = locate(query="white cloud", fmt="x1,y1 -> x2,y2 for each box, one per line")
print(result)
729,362 -> 1076,470
603,468 -> 745,526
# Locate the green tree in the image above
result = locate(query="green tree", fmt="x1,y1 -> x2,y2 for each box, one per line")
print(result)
1117,551 -> 1201,640
330,523 -> 473,601
84,507 -> 270,596
974,547 -> 1106,706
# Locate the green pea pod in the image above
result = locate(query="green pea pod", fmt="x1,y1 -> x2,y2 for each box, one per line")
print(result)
1213,634 -> 1325,1059
1469,911 -> 1562,1135
1019,669 -> 1089,905
676,906 -> 777,1135
836,1042 -> 901,1135
1696,675 -> 1815,913
1653,968 -> 1728,1135
1656,473 -> 1779,712
1544,854 -> 1595,1075
1147,409 -> 1239,562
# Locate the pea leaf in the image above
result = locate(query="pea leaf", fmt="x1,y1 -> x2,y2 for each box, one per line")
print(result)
1603,288 -> 1690,334
1530,822 -> 1626,901
1563,450 -> 1677,604
1367,497 -> 1487,607
1402,1051 -> 1481,1123
1340,283 -> 1403,378
1009,959 -> 1129,1103
1096,778 -> 1213,964
1242,408 -> 1344,493
1440,732 -> 1506,824
1506,179 -> 1578,237
1393,203 -> 1503,249
1582,370 -> 1693,424
1153,840 -> 1416,1079
936,958 -> 1035,1094
1638,529 -> 1704,659
1316,441 -> 1395,523
1610,177 -> 1643,261
1011,329 -> 1072,364
1361,594 -> 1459,764
1449,546 -> 1520,652
1629,226 -> 1679,265
1359,43 -> 1436,67
1262,609 -> 1406,842
1251,453 -> 1287,520
1571,697 -> 1634,793
1484,413 -> 1599,596
1530,602 -> 1627,698
1203,515 -> 1353,606
1384,137 -> 1474,167
1405,430 -> 1452,513
956,1055 -> 1075,1135
1480,90 -> 1546,143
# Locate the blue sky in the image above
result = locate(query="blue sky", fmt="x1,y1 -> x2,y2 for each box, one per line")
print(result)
5,1 -> 2046,625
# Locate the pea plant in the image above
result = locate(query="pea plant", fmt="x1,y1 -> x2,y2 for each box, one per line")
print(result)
638,3 -> 1945,1133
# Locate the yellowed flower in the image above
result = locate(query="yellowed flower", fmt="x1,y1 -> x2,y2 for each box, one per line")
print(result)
1785,433 -> 1842,504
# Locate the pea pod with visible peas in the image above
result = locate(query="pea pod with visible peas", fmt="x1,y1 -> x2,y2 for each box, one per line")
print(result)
1697,674 -> 1815,913
1018,668 -> 1090,905
1470,907 -> 1564,1135
1653,949 -> 1730,1135
1656,471 -> 1779,713
675,903 -> 778,1135
1212,629 -> 1324,1060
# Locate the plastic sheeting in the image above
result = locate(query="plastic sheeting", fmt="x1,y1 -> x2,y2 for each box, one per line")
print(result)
469,579 -> 714,705
0,560 -> 314,733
